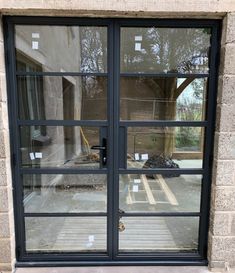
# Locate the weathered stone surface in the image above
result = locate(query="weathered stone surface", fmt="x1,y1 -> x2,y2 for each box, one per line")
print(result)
0,239 -> 12,264
220,44 -> 235,75
214,186 -> 235,211
0,213 -> 10,238
0,73 -> 7,102
210,211 -> 231,236
231,214 -> 235,235
214,132 -> 235,160
210,236 -> 235,265
0,187 -> 9,212
222,13 -> 235,44
216,104 -> 235,132
0,129 -> 10,159
213,160 -> 235,186
0,0 -> 234,13
217,75 -> 235,105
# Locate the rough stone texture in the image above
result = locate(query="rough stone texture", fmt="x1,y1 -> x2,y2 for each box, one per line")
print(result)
0,17 -> 15,273
213,160 -> 235,186
209,12 -> 235,272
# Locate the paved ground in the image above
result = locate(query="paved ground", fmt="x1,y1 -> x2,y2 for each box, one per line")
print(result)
14,266 -> 230,273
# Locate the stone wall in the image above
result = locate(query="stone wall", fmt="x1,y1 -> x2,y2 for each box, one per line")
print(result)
0,18 -> 15,273
208,13 -> 235,271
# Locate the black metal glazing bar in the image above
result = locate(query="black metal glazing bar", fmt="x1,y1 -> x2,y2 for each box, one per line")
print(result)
197,22 -> 221,258
119,121 -> 208,127
118,168 -> 204,174
24,213 -> 107,217
120,73 -> 209,78
18,120 -> 108,126
20,168 -> 108,174
117,212 -> 201,217
16,72 -> 108,76
4,18 -> 26,259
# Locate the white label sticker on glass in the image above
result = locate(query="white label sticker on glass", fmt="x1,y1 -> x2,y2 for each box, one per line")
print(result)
89,235 -> 95,242
141,154 -> 149,160
35,152 -> 42,159
135,42 -> 141,51
32,41 -> 39,50
134,179 -> 141,184
135,35 -> 142,41
133,185 -> 139,192
32,33 -> 40,39
29,153 -> 35,160
134,153 -> 140,161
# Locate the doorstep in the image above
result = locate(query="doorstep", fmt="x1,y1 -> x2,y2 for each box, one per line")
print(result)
14,266 -> 233,273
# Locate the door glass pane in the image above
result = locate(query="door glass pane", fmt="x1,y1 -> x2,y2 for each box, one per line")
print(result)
119,174 -> 202,212
25,217 -> 107,252
17,76 -> 107,120
15,26 -> 107,72
121,27 -> 211,73
120,77 -> 207,121
23,174 -> 107,213
119,217 -> 199,252
20,126 -> 103,169
127,127 -> 204,169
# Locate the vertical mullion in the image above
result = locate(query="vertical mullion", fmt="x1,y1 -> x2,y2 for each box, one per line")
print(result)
112,20 -> 120,259
107,20 -> 114,260
198,22 -> 221,258
4,19 -> 26,259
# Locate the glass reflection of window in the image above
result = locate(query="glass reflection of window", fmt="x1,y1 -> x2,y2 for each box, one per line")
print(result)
17,52 -> 46,139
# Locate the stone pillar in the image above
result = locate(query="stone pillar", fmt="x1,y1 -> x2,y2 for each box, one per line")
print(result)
208,12 -> 235,271
0,18 -> 15,273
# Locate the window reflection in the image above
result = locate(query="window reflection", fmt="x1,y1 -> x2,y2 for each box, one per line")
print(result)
20,126 -> 102,169
127,127 -> 204,169
121,27 -> 211,73
15,26 -> 107,72
120,77 -> 207,121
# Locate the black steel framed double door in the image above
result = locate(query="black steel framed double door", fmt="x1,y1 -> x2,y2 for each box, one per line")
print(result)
4,17 -> 220,265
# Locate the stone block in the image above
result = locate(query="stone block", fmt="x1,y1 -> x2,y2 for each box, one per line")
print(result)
214,186 -> 235,211
210,211 -> 230,236
217,75 -> 235,105
220,44 -> 235,75
231,214 -> 235,235
210,236 -> 235,266
0,102 -> 10,131
0,129 -> 10,158
0,187 -> 9,212
0,239 -> 12,264
214,132 -> 235,160
222,13 -> 235,45
0,42 -> 5,74
0,213 -> 10,238
213,160 -> 235,186
0,73 -> 7,102
216,104 -> 235,132
0,263 -> 12,272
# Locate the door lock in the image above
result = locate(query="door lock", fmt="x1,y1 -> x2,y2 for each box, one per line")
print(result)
91,138 -> 107,166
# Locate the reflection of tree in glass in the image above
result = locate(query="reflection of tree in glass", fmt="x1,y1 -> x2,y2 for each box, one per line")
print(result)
80,27 -> 107,73
121,27 -> 210,73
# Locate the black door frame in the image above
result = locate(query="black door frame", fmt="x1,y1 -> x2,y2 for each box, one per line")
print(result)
3,16 -> 221,267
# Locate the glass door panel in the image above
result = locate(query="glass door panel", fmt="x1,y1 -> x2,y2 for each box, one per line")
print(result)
117,26 -> 211,255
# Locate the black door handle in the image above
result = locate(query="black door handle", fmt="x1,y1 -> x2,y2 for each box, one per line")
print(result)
91,138 -> 107,166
